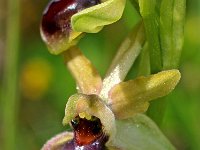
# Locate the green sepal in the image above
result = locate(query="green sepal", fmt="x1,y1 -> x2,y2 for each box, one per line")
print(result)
71,0 -> 126,33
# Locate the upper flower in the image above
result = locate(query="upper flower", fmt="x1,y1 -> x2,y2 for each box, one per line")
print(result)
40,0 -> 126,55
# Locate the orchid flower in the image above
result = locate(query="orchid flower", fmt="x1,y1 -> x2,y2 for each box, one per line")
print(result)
40,0 -> 126,55
39,0 -> 186,148
42,23 -> 180,150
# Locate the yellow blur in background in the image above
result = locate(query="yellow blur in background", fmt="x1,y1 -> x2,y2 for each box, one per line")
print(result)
20,58 -> 52,100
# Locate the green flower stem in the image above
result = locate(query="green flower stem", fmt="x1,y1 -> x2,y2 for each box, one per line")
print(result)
100,22 -> 145,100
2,0 -> 20,149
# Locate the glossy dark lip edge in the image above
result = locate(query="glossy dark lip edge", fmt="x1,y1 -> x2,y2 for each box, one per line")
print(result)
63,133 -> 109,150
40,0 -> 101,43
42,0 -> 63,15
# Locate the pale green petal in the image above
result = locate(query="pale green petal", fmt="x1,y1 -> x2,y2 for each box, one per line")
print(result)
71,0 -> 126,33
100,22 -> 145,101
62,93 -> 116,142
108,114 -> 176,150
109,69 -> 181,119
63,47 -> 102,95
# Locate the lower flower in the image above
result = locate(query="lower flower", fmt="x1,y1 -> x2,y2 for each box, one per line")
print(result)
42,114 -> 176,150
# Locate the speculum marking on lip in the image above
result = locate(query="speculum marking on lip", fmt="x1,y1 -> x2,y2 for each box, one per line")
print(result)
63,116 -> 108,150
72,116 -> 103,145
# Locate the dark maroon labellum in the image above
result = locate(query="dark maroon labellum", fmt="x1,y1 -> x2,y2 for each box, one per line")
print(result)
62,116 -> 108,150
41,0 -> 101,37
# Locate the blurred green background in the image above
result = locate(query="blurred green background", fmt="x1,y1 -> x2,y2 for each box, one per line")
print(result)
0,0 -> 200,149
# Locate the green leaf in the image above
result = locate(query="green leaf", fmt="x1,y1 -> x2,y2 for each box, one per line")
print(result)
129,0 -> 140,14
109,114 -> 176,150
160,0 -> 186,69
71,0 -> 126,33
109,69 -> 181,119
138,0 -> 162,73
137,42 -> 150,76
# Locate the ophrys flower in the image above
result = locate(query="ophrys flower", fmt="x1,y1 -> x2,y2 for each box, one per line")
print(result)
40,0 -> 126,54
